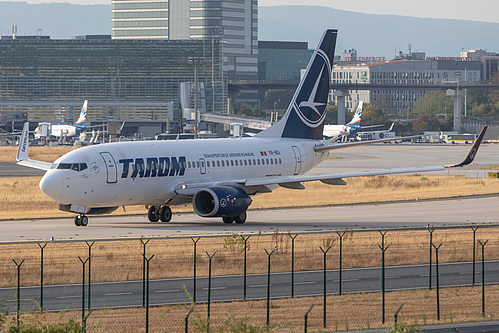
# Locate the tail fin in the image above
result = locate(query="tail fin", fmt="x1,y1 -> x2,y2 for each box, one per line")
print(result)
74,100 -> 87,127
346,101 -> 363,128
256,30 -> 337,140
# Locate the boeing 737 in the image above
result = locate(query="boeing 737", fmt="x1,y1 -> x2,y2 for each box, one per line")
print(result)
34,100 -> 88,140
16,30 -> 487,226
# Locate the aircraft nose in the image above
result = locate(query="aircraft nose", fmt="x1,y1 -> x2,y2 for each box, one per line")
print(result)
39,172 -> 64,201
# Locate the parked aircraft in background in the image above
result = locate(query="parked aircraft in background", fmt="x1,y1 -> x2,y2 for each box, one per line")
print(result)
323,101 -> 364,141
34,100 -> 88,140
16,30 -> 487,226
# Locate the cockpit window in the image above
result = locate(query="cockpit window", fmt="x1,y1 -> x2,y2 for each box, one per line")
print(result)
53,163 -> 88,172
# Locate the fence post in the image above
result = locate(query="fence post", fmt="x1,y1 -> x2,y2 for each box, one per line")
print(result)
264,248 -> 275,327
38,242 -> 48,312
471,226 -> 479,286
304,304 -> 315,333
140,238 -> 150,307
240,235 -> 251,300
206,251 -> 216,332
185,306 -> 194,333
432,243 -> 442,321
143,254 -> 155,333
394,303 -> 404,326
85,241 -> 95,310
12,259 -> 25,331
191,237 -> 200,303
427,226 -> 435,290
288,233 -> 298,298
378,230 -> 389,324
478,239 -> 488,317
319,246 -> 332,328
336,231 -> 346,295
78,256 -> 89,331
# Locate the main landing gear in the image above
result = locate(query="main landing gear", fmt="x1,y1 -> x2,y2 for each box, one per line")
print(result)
74,214 -> 88,226
147,206 -> 172,223
222,211 -> 247,224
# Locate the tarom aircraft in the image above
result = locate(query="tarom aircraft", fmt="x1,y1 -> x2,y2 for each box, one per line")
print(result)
16,30 -> 487,226
34,100 -> 88,140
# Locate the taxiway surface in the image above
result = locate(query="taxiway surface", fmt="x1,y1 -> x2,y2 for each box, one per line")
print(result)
1,195 -> 498,242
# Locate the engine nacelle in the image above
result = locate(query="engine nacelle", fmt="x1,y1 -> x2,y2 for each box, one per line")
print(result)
193,186 -> 252,217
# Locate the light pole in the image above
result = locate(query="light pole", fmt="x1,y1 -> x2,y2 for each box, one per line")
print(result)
189,58 -> 203,138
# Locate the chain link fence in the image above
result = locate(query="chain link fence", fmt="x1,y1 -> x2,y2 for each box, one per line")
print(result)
0,225 -> 498,332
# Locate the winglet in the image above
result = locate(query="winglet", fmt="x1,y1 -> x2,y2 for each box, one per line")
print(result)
16,122 -> 30,162
446,126 -> 488,168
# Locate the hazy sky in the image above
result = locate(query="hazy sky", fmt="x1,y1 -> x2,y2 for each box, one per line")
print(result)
259,0 -> 499,24
5,0 -> 499,24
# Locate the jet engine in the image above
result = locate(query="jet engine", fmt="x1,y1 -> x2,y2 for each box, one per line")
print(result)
193,186 -> 252,217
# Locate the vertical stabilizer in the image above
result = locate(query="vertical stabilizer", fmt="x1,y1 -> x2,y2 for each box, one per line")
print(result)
256,30 -> 337,140
346,101 -> 363,128
74,100 -> 88,127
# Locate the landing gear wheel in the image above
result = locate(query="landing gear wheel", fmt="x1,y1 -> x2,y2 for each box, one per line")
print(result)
147,206 -> 160,222
159,206 -> 172,223
222,216 -> 234,224
234,211 -> 247,224
74,215 -> 82,226
80,215 -> 88,226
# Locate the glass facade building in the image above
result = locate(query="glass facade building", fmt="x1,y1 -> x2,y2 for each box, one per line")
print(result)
0,38 -> 225,124
111,0 -> 258,82
258,41 -> 313,82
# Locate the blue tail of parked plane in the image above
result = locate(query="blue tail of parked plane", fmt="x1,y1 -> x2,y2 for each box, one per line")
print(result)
256,29 -> 338,140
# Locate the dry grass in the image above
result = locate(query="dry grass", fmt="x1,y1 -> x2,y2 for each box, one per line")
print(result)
0,146 -> 77,163
1,227 -> 497,288
1,174 -> 499,220
6,285 -> 499,332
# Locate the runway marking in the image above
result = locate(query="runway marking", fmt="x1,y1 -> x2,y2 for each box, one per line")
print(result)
295,281 -> 315,285
342,279 -> 359,282
105,292 -> 133,296
249,285 -> 267,288
56,295 -> 80,299
155,290 -> 179,293
202,287 -> 227,290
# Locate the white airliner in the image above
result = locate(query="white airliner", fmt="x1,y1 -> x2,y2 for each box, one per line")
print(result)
34,100 -> 88,140
16,30 -> 487,226
323,101 -> 364,141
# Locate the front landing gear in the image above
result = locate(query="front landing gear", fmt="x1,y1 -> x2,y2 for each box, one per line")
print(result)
147,206 -> 172,223
74,214 -> 88,226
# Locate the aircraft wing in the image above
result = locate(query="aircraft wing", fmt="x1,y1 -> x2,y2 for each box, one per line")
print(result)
17,159 -> 52,171
16,122 -> 51,171
314,134 -> 421,151
248,126 -> 487,188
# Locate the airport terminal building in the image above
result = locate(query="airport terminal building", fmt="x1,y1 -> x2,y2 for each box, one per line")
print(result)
332,56 -> 482,113
0,36 -> 225,134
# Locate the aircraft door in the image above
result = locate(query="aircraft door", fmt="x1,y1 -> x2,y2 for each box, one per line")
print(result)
199,158 -> 206,174
100,152 -> 118,183
291,146 -> 302,175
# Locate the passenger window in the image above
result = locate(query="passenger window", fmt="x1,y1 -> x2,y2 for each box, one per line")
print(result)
235,160 -> 238,166
196,161 -> 200,168
230,160 -> 234,167
279,158 -> 282,164
217,160 -> 220,167
266,159 -> 269,165
244,160 -> 247,166
188,162 -> 191,168
207,161 -> 210,167
248,160 -> 251,166
257,159 -> 260,165
270,159 -> 274,165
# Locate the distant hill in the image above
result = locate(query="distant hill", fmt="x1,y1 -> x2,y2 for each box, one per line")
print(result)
259,6 -> 499,57
1,2 -> 498,57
